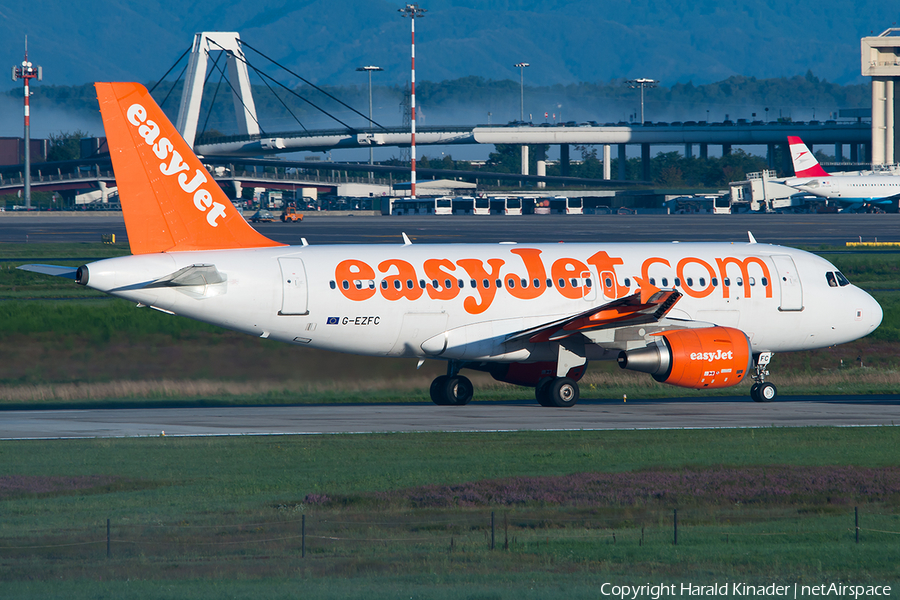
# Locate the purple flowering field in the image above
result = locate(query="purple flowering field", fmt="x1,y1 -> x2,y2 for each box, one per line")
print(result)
306,465 -> 900,509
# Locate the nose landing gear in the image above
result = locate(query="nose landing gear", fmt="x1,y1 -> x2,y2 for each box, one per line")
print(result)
750,352 -> 777,402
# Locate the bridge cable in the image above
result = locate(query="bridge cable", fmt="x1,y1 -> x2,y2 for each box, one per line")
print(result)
239,39 -> 386,130
203,48 -> 267,136
148,45 -> 191,103
205,38 -> 354,132
198,50 -> 228,140
243,60 -> 309,133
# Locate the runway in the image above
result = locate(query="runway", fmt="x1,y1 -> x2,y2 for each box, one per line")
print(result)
1,213 -> 898,247
3,396 -> 899,439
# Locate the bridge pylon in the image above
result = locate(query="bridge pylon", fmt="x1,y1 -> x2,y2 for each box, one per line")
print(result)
176,32 -> 260,148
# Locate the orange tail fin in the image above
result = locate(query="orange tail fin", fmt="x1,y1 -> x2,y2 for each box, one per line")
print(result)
95,82 -> 285,254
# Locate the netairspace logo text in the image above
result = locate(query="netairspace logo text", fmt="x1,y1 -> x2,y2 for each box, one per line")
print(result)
599,582 -> 892,599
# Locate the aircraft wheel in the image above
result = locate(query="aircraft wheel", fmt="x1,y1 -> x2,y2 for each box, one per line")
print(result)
535,378 -> 554,407
750,383 -> 760,402
444,375 -> 473,405
757,382 -> 777,403
430,375 -> 451,405
546,377 -> 580,408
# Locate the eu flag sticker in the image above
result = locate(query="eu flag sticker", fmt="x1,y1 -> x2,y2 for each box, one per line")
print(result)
326,317 -> 340,325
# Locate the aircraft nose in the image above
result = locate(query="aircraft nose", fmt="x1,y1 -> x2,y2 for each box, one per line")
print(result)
859,289 -> 883,335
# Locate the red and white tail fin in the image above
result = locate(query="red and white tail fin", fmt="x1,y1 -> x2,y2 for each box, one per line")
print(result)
787,136 -> 829,178
95,82 -> 285,255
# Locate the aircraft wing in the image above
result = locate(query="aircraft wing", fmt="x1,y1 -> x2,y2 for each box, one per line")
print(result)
506,277 -> 682,344
17,264 -> 79,279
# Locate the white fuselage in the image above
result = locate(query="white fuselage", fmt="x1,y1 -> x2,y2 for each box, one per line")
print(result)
80,242 -> 882,363
785,175 -> 900,202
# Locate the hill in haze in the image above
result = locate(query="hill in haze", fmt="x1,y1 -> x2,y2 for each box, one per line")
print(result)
0,0 -> 891,89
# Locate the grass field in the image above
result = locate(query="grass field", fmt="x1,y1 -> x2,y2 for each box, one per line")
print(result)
1,428 -> 899,597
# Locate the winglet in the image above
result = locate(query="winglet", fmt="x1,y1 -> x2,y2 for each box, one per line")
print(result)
788,136 -> 830,178
95,82 -> 285,254
402,232 -> 412,246
632,276 -> 661,305
747,231 -> 757,244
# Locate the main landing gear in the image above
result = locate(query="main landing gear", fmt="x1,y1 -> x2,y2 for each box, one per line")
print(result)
750,352 -> 777,402
535,377 -> 580,408
430,362 -> 474,406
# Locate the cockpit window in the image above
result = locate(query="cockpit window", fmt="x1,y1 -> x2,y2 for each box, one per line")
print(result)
826,271 -> 851,287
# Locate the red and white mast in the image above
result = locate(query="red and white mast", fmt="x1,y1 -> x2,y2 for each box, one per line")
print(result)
12,36 -> 42,210
399,4 -> 426,200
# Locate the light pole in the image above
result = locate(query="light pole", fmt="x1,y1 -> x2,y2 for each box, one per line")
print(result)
399,3 -> 426,200
12,36 -> 42,210
626,78 -> 658,124
514,62 -> 529,122
356,65 -> 383,168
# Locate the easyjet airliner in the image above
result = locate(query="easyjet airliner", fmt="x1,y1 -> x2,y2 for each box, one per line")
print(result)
20,84 -> 883,407
785,136 -> 900,211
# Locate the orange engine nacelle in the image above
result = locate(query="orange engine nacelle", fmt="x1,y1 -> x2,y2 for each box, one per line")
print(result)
617,326 -> 752,389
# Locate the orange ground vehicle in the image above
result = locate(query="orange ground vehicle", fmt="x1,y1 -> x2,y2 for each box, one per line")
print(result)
281,206 -> 304,222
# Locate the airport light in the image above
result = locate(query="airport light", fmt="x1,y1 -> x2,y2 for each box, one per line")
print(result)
356,65 -> 383,168
515,62 -> 529,122
626,78 -> 658,124
11,36 -> 42,210
399,3 -> 426,200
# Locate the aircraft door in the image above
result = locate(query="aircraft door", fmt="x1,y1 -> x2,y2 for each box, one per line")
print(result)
771,255 -> 803,311
278,257 -> 309,315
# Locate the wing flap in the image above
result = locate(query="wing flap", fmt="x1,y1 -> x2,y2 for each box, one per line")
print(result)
507,278 -> 682,344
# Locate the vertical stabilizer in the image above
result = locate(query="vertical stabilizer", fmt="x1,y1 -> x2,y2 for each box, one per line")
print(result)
95,82 -> 285,254
787,136 -> 830,178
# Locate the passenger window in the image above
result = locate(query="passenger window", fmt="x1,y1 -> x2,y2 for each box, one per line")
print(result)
482,279 -> 490,289
686,278 -> 693,287
394,280 -> 402,290
624,278 -> 631,287
749,277 -> 755,286
570,278 -> 578,287
458,279 -> 465,288
330,281 -> 336,289
507,278 -> 516,288
737,278 -> 743,286
724,278 -> 730,286
546,279 -> 553,288
558,278 -> 566,288
533,278 -> 541,288
381,280 -> 388,289
661,278 -> 668,287
354,280 -> 362,290
419,279 -> 426,289
521,278 -> 528,288
711,278 -> 718,286
761,277 -> 767,287
674,278 -> 681,287
495,280 -> 502,288
470,280 -> 477,288
406,280 -> 414,289
342,280 -> 350,290
699,277 -> 706,287
649,278 -> 655,285
444,279 -> 452,290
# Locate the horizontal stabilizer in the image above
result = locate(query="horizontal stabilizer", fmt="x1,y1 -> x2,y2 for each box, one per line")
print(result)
17,264 -> 79,279
147,264 -> 226,287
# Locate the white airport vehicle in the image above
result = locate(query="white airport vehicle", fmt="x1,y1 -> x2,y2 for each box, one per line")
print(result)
20,83 -> 883,408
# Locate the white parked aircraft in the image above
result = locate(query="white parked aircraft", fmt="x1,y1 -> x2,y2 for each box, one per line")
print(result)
20,84 -> 883,406
785,136 -> 900,211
